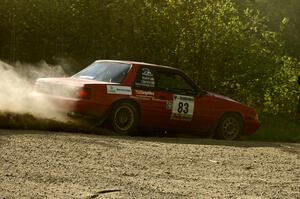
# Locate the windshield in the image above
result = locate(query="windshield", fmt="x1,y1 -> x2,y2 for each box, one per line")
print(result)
73,62 -> 131,83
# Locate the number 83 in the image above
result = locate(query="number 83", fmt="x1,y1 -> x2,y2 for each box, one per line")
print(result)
177,102 -> 189,114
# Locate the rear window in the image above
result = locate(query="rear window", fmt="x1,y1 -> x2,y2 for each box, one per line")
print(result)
73,62 -> 131,83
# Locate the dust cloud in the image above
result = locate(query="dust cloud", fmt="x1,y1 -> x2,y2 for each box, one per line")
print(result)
0,60 -> 70,121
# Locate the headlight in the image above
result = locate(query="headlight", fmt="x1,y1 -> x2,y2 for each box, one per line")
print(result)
254,113 -> 259,121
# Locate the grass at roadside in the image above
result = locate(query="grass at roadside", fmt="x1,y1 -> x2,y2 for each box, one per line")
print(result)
249,113 -> 300,143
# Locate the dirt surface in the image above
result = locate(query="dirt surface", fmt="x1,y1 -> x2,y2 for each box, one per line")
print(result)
0,129 -> 299,199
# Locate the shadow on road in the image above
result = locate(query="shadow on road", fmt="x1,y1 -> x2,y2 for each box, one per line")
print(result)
0,128 -> 289,149
0,112 -> 298,149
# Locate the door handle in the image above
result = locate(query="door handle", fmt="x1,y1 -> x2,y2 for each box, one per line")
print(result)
159,96 -> 166,100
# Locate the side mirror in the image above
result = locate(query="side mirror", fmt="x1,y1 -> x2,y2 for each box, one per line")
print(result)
197,89 -> 207,96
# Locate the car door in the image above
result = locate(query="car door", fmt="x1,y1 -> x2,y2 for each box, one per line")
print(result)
155,70 -> 198,131
133,66 -> 172,129
155,69 -> 215,133
133,66 -> 213,133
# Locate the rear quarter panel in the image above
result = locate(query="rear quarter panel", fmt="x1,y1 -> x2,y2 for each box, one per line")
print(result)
77,64 -> 139,117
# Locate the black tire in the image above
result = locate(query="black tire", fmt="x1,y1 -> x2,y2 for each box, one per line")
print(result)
110,102 -> 138,135
216,113 -> 243,140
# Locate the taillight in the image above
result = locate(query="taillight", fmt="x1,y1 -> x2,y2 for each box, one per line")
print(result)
78,87 -> 91,99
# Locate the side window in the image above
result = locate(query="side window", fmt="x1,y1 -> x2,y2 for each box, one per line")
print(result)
134,67 -> 156,89
157,72 -> 196,95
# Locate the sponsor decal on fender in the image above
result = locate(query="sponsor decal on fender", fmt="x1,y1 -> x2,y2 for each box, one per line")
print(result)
107,85 -> 132,95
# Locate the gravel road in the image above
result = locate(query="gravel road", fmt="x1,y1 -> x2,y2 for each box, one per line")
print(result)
0,129 -> 299,198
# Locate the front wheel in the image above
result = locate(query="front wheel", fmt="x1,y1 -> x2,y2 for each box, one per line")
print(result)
216,113 -> 243,140
110,102 -> 138,135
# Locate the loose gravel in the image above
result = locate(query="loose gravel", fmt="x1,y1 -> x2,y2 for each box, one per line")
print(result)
0,130 -> 299,198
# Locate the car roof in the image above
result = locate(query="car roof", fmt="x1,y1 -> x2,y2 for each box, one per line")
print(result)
94,60 -> 182,72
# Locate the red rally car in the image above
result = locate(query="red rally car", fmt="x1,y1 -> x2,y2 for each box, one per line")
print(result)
34,60 -> 260,140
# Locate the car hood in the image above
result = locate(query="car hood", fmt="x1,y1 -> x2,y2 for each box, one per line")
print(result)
206,91 -> 240,103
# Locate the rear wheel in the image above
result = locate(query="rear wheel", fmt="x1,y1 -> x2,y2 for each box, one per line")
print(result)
217,113 -> 243,140
110,102 -> 138,135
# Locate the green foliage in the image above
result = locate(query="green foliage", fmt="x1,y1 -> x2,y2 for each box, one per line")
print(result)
263,56 -> 299,114
255,0 -> 300,60
250,112 -> 300,142
0,0 -> 299,116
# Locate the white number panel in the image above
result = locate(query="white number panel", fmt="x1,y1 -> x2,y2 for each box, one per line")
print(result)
171,94 -> 195,121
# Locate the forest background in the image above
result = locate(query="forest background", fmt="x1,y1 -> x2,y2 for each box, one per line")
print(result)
0,0 -> 299,141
